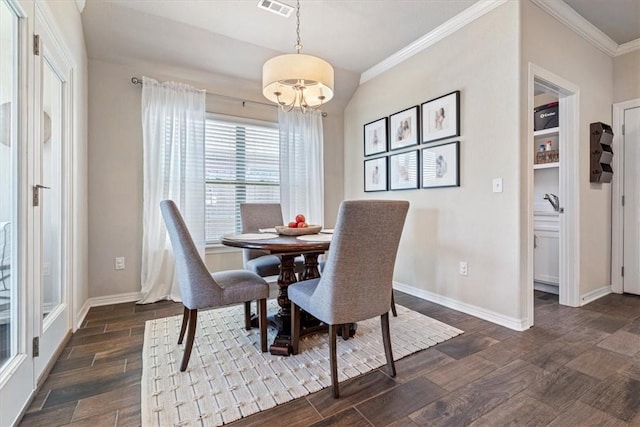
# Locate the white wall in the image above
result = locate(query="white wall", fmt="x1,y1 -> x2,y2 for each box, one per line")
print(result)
521,0 -> 613,297
87,59 -> 344,299
344,1 -> 522,321
613,50 -> 640,103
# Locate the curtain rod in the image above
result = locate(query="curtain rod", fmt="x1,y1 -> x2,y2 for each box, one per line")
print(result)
130,77 -> 327,117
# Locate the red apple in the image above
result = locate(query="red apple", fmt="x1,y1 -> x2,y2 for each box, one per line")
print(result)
295,214 -> 306,223
287,221 -> 298,228
298,222 -> 308,228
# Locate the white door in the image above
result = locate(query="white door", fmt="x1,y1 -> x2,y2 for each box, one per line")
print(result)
0,1 -> 34,426
623,106 -> 640,294
32,6 -> 72,381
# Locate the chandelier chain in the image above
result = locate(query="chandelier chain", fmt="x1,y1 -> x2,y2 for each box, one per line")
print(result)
295,0 -> 302,53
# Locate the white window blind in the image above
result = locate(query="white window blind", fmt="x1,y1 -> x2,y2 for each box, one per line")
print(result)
205,115 -> 280,244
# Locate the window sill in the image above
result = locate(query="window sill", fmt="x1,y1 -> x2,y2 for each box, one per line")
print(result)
205,244 -> 242,255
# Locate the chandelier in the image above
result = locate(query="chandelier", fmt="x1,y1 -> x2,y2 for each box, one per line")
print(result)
262,0 -> 334,112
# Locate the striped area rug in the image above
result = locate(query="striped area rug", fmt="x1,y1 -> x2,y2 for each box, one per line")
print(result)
142,302 -> 463,426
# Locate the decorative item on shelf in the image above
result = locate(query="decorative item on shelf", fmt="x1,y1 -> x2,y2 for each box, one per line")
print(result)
590,122 -> 614,183
545,140 -> 553,151
262,0 -> 334,113
534,102 -> 558,131
535,149 -> 559,164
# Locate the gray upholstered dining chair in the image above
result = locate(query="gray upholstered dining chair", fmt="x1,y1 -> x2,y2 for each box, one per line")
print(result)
239,203 -> 303,277
289,200 -> 409,398
0,222 -> 10,291
160,200 -> 270,371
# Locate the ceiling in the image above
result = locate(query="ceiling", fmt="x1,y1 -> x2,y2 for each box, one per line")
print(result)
81,0 -> 639,106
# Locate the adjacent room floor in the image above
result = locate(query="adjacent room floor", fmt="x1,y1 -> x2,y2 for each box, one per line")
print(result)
18,290 -> 640,426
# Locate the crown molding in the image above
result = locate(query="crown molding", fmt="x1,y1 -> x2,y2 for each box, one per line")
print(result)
529,0 -> 633,57
617,38 -> 640,56
359,0 -> 508,85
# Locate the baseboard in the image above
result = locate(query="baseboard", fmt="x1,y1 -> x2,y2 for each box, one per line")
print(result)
393,281 -> 529,331
534,281 -> 559,295
75,291 -> 143,329
580,285 -> 611,305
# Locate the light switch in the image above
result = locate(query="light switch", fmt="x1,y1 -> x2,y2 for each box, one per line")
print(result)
492,178 -> 503,193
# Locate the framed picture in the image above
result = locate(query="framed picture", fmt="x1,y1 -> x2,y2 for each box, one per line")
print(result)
421,91 -> 460,143
390,150 -> 419,190
422,141 -> 460,188
364,157 -> 388,192
363,117 -> 388,156
389,106 -> 419,150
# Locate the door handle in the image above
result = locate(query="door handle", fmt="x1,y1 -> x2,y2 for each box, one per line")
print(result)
33,184 -> 50,207
534,234 -> 538,249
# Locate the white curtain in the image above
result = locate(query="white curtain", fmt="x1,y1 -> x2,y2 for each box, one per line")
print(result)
278,109 -> 324,226
139,76 -> 206,303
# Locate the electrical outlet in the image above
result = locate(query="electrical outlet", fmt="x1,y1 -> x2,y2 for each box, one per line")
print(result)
459,261 -> 468,276
115,257 -> 125,270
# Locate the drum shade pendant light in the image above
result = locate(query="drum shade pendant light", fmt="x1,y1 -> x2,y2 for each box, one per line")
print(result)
262,0 -> 334,112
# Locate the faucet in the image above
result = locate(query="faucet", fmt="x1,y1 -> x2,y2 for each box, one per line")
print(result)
544,193 -> 560,212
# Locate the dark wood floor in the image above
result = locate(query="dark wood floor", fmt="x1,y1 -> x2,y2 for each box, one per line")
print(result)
18,290 -> 640,426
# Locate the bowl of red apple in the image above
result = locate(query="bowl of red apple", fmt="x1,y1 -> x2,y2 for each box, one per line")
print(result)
275,214 -> 322,236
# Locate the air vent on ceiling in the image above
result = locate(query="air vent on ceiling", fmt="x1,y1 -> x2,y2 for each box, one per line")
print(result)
257,0 -> 293,18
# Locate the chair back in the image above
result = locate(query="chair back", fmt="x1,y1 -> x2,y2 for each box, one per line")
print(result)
311,200 -> 409,324
0,222 -> 10,279
160,200 -> 221,308
239,203 -> 284,263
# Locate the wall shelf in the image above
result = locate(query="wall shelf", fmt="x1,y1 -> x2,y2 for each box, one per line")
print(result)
534,127 -> 559,138
534,162 -> 559,170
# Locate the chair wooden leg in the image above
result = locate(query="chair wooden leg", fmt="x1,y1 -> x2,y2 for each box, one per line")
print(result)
178,306 -> 189,345
391,291 -> 398,317
244,301 -> 252,330
291,302 -> 301,355
259,298 -> 267,352
180,309 -> 198,372
329,324 -> 339,398
381,312 -> 396,377
341,324 -> 349,340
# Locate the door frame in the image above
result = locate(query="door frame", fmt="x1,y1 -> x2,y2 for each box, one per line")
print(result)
526,63 -> 581,328
32,0 -> 75,382
611,98 -> 640,294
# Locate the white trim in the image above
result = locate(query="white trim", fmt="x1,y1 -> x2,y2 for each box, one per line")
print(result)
74,292 -> 144,330
580,285 -> 612,305
359,0 -> 507,84
534,282 -> 559,295
75,298 -> 91,331
612,99 -> 640,294
530,0 -> 618,57
86,291 -> 143,308
617,39 -> 640,56
393,282 -> 528,331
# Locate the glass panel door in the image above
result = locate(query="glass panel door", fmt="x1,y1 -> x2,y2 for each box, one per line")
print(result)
0,0 -> 17,370
0,2 -> 34,426
41,58 -> 62,319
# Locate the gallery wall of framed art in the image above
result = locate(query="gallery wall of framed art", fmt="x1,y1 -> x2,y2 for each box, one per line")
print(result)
362,90 -> 461,192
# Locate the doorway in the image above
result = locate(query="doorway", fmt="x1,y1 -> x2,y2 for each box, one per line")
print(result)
612,99 -> 640,295
526,64 -> 581,329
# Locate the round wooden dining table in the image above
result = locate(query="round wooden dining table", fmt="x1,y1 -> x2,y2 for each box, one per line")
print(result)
221,232 -> 332,355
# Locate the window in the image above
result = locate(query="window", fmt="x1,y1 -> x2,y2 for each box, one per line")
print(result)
205,114 -> 280,244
